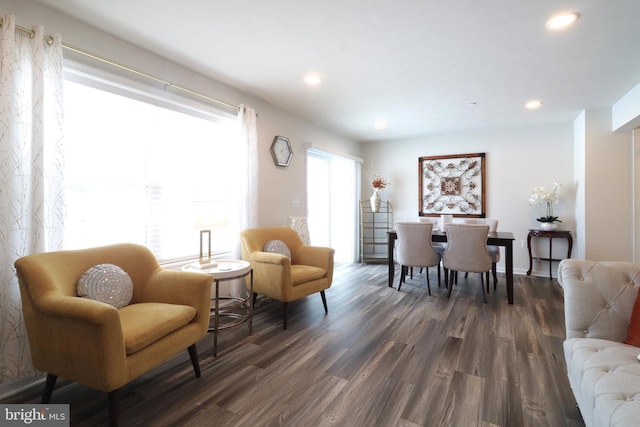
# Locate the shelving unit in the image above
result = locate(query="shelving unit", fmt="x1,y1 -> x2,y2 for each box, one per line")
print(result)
359,200 -> 393,263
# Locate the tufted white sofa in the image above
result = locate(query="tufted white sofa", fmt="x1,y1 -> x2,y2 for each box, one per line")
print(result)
558,259 -> 640,427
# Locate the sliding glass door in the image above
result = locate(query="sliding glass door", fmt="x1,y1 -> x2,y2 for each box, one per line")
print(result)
307,149 -> 360,262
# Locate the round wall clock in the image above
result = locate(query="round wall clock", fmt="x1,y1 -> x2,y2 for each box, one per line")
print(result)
270,136 -> 293,167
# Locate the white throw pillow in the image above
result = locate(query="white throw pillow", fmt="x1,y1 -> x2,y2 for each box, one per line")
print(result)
77,263 -> 133,309
264,240 -> 291,259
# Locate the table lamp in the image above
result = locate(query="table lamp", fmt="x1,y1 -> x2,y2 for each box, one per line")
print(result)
192,201 -> 227,270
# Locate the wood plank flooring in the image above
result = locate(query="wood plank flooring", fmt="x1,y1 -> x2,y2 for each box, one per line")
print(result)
2,263 -> 584,426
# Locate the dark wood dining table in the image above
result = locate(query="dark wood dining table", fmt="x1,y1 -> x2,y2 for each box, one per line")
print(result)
387,230 -> 516,304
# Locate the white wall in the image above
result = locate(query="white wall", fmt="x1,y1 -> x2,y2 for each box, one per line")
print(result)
613,81 -> 640,132
0,0 -> 362,229
361,123 -> 577,276
3,0 -> 636,274
573,112 -> 587,260
581,108 -> 633,261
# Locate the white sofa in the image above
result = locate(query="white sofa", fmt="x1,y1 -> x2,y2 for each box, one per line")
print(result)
558,259 -> 640,427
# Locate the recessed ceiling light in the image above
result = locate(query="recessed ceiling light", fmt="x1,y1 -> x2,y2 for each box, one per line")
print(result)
546,12 -> 579,30
303,74 -> 322,86
525,100 -> 543,109
374,120 -> 388,130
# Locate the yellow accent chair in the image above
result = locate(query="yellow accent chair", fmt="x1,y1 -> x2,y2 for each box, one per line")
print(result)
14,243 -> 212,427
239,227 -> 335,329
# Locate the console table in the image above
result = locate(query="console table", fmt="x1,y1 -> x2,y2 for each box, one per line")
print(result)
526,229 -> 572,279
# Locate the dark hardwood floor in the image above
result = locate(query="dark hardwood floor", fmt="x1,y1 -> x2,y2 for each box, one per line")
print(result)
3,263 -> 584,426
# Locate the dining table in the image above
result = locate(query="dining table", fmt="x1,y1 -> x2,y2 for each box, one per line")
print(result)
387,229 -> 516,304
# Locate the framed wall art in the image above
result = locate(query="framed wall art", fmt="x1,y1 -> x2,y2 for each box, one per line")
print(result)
418,152 -> 486,217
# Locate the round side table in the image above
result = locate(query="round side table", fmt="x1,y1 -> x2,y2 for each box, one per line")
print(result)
182,260 -> 253,356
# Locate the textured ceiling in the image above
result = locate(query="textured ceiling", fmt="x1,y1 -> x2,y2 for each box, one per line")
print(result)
35,0 -> 640,141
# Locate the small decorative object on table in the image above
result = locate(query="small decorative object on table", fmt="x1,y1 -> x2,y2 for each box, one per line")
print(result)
528,183 -> 562,230
368,172 -> 390,213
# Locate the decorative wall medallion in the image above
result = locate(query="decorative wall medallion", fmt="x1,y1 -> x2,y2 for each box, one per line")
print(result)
419,152 -> 486,217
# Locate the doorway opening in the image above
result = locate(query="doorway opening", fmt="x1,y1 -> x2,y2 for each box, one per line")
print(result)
306,149 -> 360,262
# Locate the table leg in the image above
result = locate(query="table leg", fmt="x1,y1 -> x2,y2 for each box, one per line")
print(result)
214,279 -> 220,357
505,240 -> 514,304
548,237 -> 554,280
526,233 -> 533,275
388,233 -> 395,287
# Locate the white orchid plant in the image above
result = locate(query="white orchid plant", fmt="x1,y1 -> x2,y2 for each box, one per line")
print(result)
528,183 -> 563,223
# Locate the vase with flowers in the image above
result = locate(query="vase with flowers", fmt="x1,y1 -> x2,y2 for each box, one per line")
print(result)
369,174 -> 390,213
528,183 -> 563,230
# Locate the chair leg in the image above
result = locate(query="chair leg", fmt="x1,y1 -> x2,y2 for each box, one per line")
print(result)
492,263 -> 498,289
108,389 -> 121,427
41,373 -> 57,404
187,344 -> 201,378
480,273 -> 487,304
320,290 -> 328,313
282,301 -> 288,330
398,265 -> 405,291
447,270 -> 455,298
437,264 -> 441,287
425,268 -> 431,296
486,271 -> 490,293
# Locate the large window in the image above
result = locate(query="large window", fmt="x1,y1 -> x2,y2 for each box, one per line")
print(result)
63,72 -> 238,261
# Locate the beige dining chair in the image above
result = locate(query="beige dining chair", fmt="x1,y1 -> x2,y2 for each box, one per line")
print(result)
442,223 -> 492,303
417,217 -> 447,255
395,221 -> 441,294
462,218 -> 500,291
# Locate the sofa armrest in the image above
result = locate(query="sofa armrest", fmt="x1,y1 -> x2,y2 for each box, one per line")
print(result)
26,295 -> 129,390
139,269 -> 213,336
37,294 -> 120,324
558,259 -> 640,341
251,251 -> 290,266
244,251 -> 303,301
296,245 -> 335,283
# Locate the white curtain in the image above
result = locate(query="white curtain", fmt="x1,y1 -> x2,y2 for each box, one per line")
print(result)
0,15 -> 65,382
232,104 -> 258,247
227,104 -> 258,296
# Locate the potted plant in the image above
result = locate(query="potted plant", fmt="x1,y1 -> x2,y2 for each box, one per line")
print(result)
528,183 -> 563,230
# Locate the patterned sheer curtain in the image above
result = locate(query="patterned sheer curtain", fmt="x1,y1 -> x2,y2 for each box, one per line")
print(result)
234,104 -> 259,237
0,15 -> 65,382
226,105 -> 258,297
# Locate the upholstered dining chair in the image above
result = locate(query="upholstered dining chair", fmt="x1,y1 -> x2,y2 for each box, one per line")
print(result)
14,243 -> 212,427
417,217 -> 447,256
462,218 -> 500,290
415,217 -> 446,279
239,227 -> 334,329
442,223 -> 493,303
395,222 -> 441,294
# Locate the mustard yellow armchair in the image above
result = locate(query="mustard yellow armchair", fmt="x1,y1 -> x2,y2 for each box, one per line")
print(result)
14,243 -> 212,427
240,227 -> 335,329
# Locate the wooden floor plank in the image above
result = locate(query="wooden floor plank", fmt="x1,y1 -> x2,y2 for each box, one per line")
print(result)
1,262 -> 584,427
